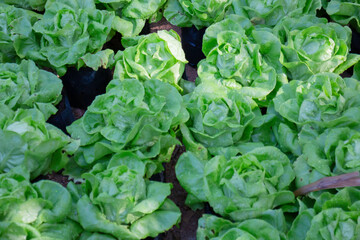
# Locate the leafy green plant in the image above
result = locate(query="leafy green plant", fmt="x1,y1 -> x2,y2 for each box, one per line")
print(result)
273,15 -> 359,80
96,0 -> 166,32
66,78 -> 188,178
197,213 -> 287,240
163,0 -> 233,28
323,0 -> 360,32
180,80 -> 262,158
273,73 -> 360,129
0,3 -> 43,63
0,0 -> 47,11
176,147 -> 295,221
0,60 -> 62,120
227,0 -> 321,26
0,108 -> 78,179
198,15 -> 287,106
0,167 -> 82,239
294,127 -> 360,188
288,188 -> 360,240
68,160 -> 181,239
32,0 -> 116,75
114,30 -> 187,91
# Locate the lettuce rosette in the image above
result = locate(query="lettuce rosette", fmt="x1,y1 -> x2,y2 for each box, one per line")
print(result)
288,188 -> 360,240
198,15 -> 287,106
0,60 -> 62,120
0,0 -> 47,11
0,108 -> 78,179
164,0 -> 233,28
180,80 -> 262,158
176,147 -> 295,221
0,167 -> 82,240
273,73 -> 360,129
66,78 -> 188,177
114,30 -> 187,91
32,0 -> 116,75
323,0 -> 360,32
96,0 -> 166,35
273,15 -> 359,80
226,0 -> 321,26
67,160 -> 181,239
197,213 -> 287,240
0,3 -> 43,63
294,127 -> 360,188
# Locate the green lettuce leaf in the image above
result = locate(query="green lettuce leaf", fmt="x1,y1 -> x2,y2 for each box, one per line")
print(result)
289,188 -> 360,240
0,3 -> 43,63
197,212 -> 287,239
205,146 -> 295,221
32,0 -> 115,75
0,0 -> 47,11
0,108 -> 78,179
163,0 -> 233,28
227,0 -> 321,26
294,127 -> 360,188
273,15 -> 354,80
176,147 -> 295,220
0,60 -> 62,120
114,30 -> 187,91
273,73 -> 360,128
181,80 -> 261,158
74,162 -> 181,239
198,15 -> 287,106
66,78 -> 188,178
0,168 -> 82,239
324,0 -> 360,32
96,0 -> 166,32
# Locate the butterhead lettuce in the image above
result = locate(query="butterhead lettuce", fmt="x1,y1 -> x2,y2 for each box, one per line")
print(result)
163,0 -> 233,28
0,60 -> 62,120
176,147 -> 295,221
227,0 -> 321,26
114,30 -> 187,91
181,80 -> 261,158
198,15 -> 287,106
33,0 -> 115,75
273,15 -> 358,80
197,213 -> 287,240
66,78 -> 188,177
0,108 -> 78,179
69,160 -> 181,239
0,167 -> 82,239
324,0 -> 360,32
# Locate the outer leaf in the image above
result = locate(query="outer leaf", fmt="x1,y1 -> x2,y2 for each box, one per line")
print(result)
325,0 -> 360,31
197,214 -> 287,240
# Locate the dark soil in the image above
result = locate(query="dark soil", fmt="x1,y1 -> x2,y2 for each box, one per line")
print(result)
34,170 -> 70,187
163,146 -> 204,240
